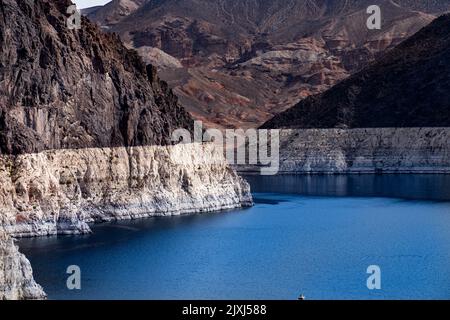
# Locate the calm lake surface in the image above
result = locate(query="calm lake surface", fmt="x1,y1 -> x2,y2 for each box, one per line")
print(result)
18,175 -> 450,300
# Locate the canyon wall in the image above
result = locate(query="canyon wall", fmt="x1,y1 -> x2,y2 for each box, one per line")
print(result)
0,0 -> 193,155
238,128 -> 450,174
88,0 -> 450,129
0,0 -> 253,299
0,143 -> 252,238
0,230 -> 46,300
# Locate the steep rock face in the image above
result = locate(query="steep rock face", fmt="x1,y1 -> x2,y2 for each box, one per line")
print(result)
87,0 -> 450,128
237,128 -> 450,174
0,230 -> 46,299
0,0 -> 192,155
84,0 -> 149,26
262,14 -> 450,129
0,0 -> 254,299
0,143 -> 253,237
0,2 -> 249,233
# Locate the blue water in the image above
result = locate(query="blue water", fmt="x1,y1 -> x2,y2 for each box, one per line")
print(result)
18,175 -> 450,300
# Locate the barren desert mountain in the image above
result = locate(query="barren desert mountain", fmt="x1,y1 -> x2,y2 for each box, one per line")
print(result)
86,0 -> 450,128
0,0 -> 192,155
262,14 -> 450,129
84,0 -> 149,26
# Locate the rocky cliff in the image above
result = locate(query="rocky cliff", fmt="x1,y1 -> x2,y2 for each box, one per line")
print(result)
0,143 -> 252,237
238,128 -> 450,174
87,0 -> 450,128
262,14 -> 450,129
0,230 -> 46,300
0,0 -> 192,155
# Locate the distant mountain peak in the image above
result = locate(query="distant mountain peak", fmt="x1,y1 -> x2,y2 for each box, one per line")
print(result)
85,0 -> 150,26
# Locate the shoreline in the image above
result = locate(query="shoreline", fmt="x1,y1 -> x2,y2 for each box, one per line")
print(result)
0,143 -> 253,299
0,143 -> 253,239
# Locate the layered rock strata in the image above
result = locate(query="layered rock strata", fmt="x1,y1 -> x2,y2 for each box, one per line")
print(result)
0,0 -> 193,155
88,0 -> 450,128
0,143 -> 253,238
262,14 -> 450,129
237,128 -> 450,174
0,0 -> 253,299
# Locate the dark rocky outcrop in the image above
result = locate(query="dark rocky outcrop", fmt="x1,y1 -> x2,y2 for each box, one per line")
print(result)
0,0 -> 193,155
262,14 -> 450,129
87,0 -> 450,128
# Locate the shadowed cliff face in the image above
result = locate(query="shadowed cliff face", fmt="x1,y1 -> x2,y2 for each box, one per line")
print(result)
262,14 -> 450,129
82,0 -> 150,25
0,0 -> 193,155
87,0 -> 450,128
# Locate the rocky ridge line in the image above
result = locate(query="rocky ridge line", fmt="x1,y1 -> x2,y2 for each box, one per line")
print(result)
262,14 -> 450,129
237,128 -> 450,174
0,0 -> 193,155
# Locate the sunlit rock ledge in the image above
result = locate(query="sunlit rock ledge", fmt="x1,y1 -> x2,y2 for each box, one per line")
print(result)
0,143 -> 253,238
237,128 -> 450,174
0,229 -> 46,300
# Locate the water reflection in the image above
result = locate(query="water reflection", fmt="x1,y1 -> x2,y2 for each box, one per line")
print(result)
244,174 -> 450,201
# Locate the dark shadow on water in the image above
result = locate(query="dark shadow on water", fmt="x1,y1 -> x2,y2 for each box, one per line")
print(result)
18,208 -> 251,255
244,174 -> 450,202
253,197 -> 288,205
